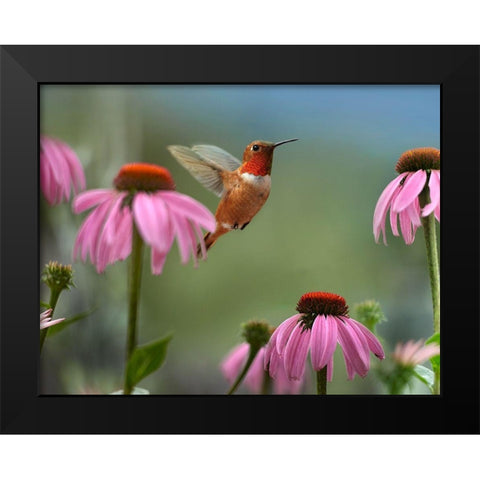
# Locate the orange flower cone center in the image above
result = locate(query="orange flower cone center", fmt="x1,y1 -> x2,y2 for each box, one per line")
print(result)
395,147 -> 440,174
114,163 -> 175,192
296,291 -> 349,317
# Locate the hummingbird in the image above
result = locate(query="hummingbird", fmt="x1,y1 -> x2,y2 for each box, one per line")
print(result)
168,138 -> 298,254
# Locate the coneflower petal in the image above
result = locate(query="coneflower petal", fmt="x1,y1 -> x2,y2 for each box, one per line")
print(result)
310,314 -> 338,371
392,170 -> 427,213
275,314 -> 302,355
283,325 -> 311,381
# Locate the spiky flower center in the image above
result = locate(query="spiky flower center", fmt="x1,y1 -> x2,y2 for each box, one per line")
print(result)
114,163 -> 175,192
395,147 -> 440,174
242,320 -> 272,351
297,292 -> 349,330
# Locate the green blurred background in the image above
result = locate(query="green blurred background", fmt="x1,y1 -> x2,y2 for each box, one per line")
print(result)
40,85 -> 439,394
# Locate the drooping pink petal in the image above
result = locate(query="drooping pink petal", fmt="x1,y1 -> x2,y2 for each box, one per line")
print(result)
336,317 -> 370,378
264,327 -> 281,371
348,318 -> 385,359
410,344 -> 440,365
159,191 -> 216,232
392,170 -> 427,213
95,195 -> 127,272
422,170 -> 440,218
41,138 -> 70,203
273,360 -> 303,394
373,173 -> 407,244
133,192 -> 172,253
283,324 -> 311,380
73,198 -> 114,263
266,346 -> 282,379
170,212 -> 195,264
220,343 -> 250,384
73,189 -> 115,214
310,314 -> 338,371
327,355 -> 334,382
60,140 -> 86,193
151,248 -> 168,275
275,314 -> 302,355
399,209 -> 414,245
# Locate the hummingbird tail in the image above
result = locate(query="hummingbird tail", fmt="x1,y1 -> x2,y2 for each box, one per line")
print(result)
197,227 -> 228,258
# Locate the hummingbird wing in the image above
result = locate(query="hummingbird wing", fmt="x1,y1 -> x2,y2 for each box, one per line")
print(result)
167,145 -> 226,197
191,145 -> 241,171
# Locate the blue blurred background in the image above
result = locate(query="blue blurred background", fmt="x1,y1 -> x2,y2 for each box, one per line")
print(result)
40,84 -> 439,394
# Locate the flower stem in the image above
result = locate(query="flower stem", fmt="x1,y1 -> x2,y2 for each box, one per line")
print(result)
123,224 -> 144,395
227,346 -> 259,395
419,182 -> 440,394
40,288 -> 62,353
316,366 -> 327,395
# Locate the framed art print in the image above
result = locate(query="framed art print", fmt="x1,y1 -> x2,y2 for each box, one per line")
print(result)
0,45 -> 478,433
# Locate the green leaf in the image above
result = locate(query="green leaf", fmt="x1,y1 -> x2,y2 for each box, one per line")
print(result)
110,387 -> 150,395
126,334 -> 173,389
413,365 -> 435,392
426,332 -> 440,345
40,301 -> 51,309
47,307 -> 98,336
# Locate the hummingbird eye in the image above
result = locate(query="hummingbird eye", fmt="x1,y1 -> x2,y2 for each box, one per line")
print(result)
252,145 -> 260,151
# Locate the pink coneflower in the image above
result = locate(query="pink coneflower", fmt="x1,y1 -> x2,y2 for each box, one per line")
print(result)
72,163 -> 216,274
221,343 -> 303,394
40,308 -> 65,330
264,292 -> 385,382
391,339 -> 440,367
373,147 -> 440,245
40,135 -> 86,205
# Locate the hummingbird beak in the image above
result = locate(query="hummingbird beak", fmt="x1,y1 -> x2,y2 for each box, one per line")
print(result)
273,138 -> 298,148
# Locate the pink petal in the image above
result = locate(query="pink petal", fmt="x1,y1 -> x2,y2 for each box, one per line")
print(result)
59,140 -> 86,193
159,191 -> 216,232
151,248 -> 168,275
95,196 -> 127,272
264,327 -> 281,371
133,193 -> 172,253
348,318 -> 385,359
399,209 -> 414,245
73,199 -> 114,263
275,314 -> 302,355
336,317 -> 370,378
220,343 -> 250,384
422,170 -> 440,217
327,355 -> 334,382
73,189 -> 114,214
266,347 -> 282,379
310,314 -> 338,371
283,324 -> 311,380
373,174 -> 407,244
170,213 -> 195,264
392,170 -> 427,212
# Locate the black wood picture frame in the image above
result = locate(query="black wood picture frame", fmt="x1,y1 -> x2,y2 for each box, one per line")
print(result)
0,45 -> 478,434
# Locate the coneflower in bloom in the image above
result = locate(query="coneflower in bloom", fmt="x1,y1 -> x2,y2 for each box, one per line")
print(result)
221,343 -> 303,394
40,135 -> 86,205
40,308 -> 65,330
373,147 -> 440,245
72,163 -> 216,274
264,292 -> 385,381
391,339 -> 440,367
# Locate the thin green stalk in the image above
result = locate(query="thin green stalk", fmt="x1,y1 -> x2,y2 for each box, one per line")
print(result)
227,346 -> 259,395
123,224 -> 144,395
316,366 -> 327,395
419,181 -> 440,394
40,288 -> 62,352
